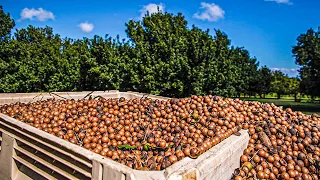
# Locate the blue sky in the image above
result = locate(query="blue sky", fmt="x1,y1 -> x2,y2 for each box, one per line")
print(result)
2,0 -> 320,77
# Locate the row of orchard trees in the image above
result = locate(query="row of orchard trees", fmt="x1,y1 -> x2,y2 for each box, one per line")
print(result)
0,6 -> 302,98
250,67 -> 300,100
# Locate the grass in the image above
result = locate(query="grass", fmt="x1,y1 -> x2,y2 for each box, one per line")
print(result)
239,97 -> 320,115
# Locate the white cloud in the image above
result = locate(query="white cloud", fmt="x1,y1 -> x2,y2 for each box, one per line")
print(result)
193,2 -> 225,22
78,22 -> 94,33
20,8 -> 55,21
264,0 -> 293,5
140,3 -> 165,19
271,68 -> 298,74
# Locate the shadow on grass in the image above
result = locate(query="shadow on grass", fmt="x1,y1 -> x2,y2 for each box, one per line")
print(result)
239,97 -> 320,115
280,105 -> 320,115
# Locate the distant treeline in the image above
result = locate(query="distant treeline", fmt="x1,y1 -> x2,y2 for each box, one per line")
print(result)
0,6 -> 318,99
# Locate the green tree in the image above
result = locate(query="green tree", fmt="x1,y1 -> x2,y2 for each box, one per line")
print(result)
84,35 -> 125,90
0,5 -> 266,97
13,26 -> 63,92
125,12 -> 190,97
270,71 -> 289,99
287,77 -> 300,102
49,38 -> 81,91
256,66 -> 272,98
0,6 -> 17,92
0,39 -> 20,92
229,47 -> 259,97
0,6 -> 15,41
0,25 -> 81,92
210,30 -> 234,97
125,11 -> 258,97
292,27 -> 320,99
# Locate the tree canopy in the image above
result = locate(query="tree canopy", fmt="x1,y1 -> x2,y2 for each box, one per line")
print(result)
0,6 -> 15,40
292,27 -> 320,98
1,6 -> 315,99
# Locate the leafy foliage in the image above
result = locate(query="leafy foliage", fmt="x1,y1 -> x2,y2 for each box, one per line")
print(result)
271,71 -> 290,99
0,6 -> 306,98
256,66 -> 273,98
0,6 -> 15,41
292,27 -> 320,98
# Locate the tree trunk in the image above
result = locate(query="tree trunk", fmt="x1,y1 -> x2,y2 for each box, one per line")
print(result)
277,92 -> 281,99
259,93 -> 263,98
263,94 -> 266,98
